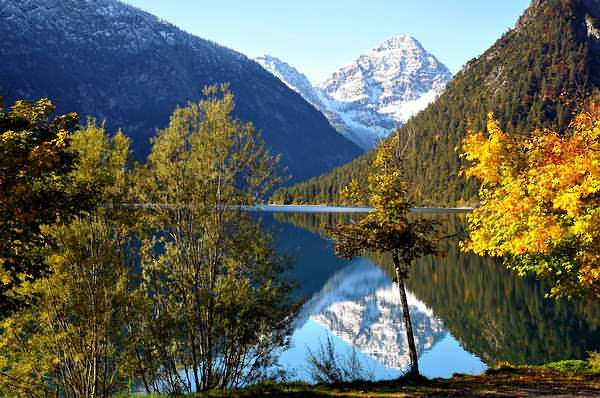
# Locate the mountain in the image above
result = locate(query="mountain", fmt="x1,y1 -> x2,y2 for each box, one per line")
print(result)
0,0 -> 361,183
255,55 -> 324,110
256,36 -> 452,150
318,36 -> 452,148
274,0 -> 600,205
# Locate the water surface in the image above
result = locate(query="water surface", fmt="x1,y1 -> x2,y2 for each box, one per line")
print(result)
266,210 -> 600,382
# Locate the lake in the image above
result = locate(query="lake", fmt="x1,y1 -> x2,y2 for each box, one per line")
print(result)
262,209 -> 600,382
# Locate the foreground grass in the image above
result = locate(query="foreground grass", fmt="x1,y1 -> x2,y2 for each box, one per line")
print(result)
128,360 -> 600,397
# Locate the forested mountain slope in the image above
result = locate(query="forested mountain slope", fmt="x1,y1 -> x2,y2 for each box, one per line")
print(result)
274,0 -> 600,205
0,0 -> 361,183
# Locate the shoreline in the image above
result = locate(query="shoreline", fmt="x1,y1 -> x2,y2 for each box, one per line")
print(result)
125,361 -> 600,397
251,204 -> 475,213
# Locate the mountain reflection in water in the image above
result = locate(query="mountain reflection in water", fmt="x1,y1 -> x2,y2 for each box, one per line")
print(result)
295,258 -> 446,370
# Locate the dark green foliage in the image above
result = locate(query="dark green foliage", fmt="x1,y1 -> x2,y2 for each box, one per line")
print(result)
0,98 -> 95,316
276,0 -> 600,206
272,155 -> 372,205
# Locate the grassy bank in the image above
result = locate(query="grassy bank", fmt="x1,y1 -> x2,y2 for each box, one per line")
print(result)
127,360 -> 600,397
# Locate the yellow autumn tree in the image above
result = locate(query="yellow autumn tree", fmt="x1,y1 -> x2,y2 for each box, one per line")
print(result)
462,106 -> 600,298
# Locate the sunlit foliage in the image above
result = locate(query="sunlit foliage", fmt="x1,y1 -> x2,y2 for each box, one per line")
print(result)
0,87 -> 296,396
132,84 -> 296,393
462,107 -> 600,298
0,122 -> 135,398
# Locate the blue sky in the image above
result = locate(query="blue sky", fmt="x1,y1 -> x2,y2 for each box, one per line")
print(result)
122,0 -> 531,83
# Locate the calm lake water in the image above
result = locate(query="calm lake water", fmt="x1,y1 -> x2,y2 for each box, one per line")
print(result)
262,209 -> 600,382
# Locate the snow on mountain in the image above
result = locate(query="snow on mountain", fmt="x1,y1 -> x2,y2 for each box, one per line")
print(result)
255,55 -> 323,108
255,55 -> 373,148
295,259 -> 446,370
255,36 -> 452,150
320,35 -> 453,149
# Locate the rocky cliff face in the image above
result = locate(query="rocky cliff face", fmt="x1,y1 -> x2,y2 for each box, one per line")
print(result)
319,36 -> 452,144
256,36 -> 452,150
0,0 -> 361,182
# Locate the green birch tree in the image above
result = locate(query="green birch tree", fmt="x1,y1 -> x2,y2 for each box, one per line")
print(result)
132,84 -> 296,393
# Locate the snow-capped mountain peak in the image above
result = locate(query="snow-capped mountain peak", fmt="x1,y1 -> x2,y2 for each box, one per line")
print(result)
255,36 -> 452,150
374,34 -> 423,52
0,0 -> 363,182
319,36 -> 452,131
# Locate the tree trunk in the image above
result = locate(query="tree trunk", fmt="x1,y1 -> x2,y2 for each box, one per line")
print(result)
189,328 -> 201,392
393,253 -> 420,377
